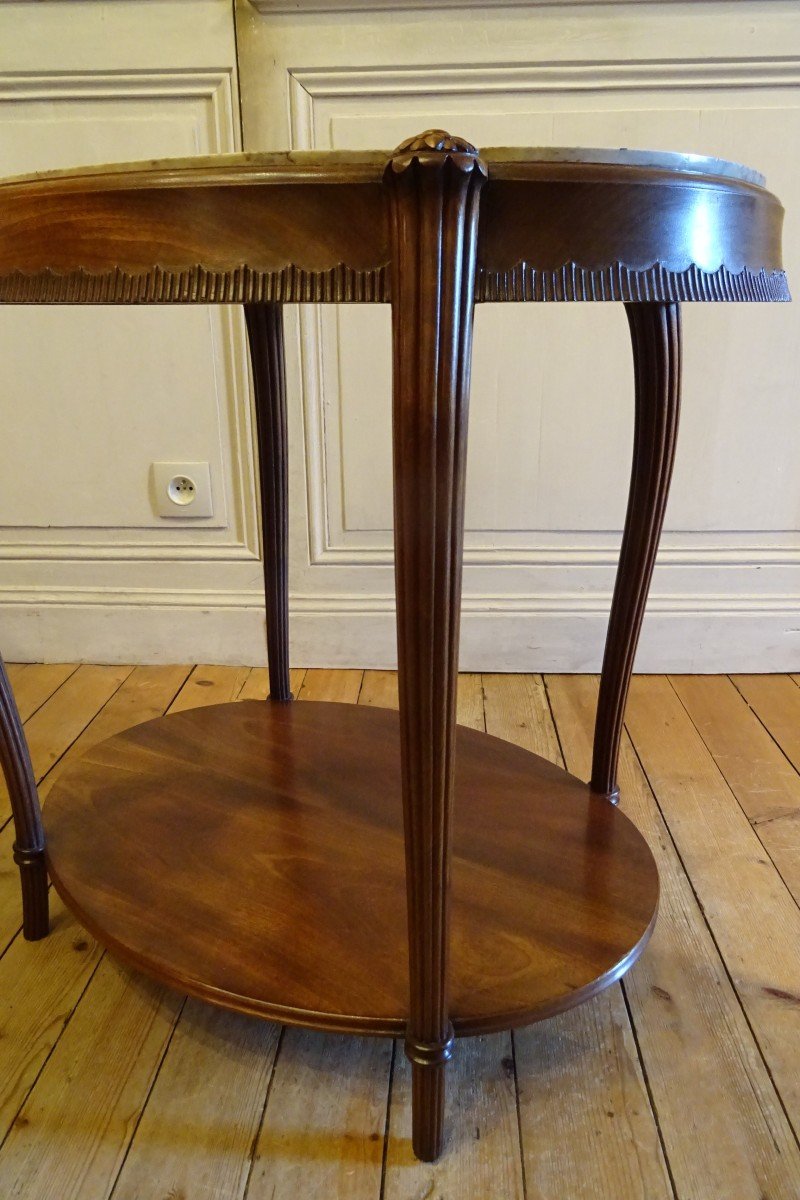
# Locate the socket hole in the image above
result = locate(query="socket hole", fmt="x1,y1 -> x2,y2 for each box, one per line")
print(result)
168,475 -> 197,506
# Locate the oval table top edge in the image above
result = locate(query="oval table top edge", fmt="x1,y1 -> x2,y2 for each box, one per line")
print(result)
0,144 -> 776,195
0,140 -> 788,304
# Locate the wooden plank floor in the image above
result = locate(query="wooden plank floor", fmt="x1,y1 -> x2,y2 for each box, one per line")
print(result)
0,665 -> 799,1199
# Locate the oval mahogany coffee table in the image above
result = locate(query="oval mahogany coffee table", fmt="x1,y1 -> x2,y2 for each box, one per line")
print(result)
0,132 -> 789,1161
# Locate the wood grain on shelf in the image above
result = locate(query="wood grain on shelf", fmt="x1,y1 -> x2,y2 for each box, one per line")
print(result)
43,698 -> 657,1036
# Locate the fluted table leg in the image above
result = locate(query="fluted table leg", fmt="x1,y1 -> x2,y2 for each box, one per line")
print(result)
0,654 -> 48,939
592,302 -> 682,802
385,131 -> 486,1162
244,303 -> 291,703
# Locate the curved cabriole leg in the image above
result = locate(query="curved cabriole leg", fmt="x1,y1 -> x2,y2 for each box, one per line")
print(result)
592,302 -> 682,803
384,131 -> 486,1162
244,303 -> 292,703
0,655 -> 48,938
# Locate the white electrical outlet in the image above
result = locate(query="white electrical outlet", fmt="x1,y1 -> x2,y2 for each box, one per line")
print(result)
151,462 -> 213,519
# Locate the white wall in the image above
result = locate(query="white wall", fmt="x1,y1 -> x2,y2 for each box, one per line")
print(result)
1,0 -> 800,670
0,0 -> 271,664
238,0 -> 800,671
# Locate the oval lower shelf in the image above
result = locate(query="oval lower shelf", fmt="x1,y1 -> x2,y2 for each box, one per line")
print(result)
44,699 -> 658,1037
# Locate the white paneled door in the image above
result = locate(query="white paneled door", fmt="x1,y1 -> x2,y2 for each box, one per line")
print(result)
237,0 -> 800,671
0,1 -> 268,664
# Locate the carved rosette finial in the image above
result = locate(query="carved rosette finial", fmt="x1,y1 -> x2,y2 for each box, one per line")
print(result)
387,129 -> 487,177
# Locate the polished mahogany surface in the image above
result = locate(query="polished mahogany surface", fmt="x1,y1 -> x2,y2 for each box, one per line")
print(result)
0,145 -> 787,305
44,700 -> 658,1037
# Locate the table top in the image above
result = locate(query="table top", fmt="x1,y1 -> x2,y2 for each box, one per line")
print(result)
0,136 -> 788,305
0,145 -> 768,188
489,146 -> 766,185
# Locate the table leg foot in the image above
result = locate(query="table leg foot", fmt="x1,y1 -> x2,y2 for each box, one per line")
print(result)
411,1060 -> 447,1162
406,1025 -> 454,1160
14,846 -> 49,940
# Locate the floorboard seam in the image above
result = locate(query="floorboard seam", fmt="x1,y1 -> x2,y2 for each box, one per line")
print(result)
728,674 -> 800,779
15,664 -> 81,726
33,663 -> 136,788
620,979 -> 678,1199
107,993 -> 188,1200
541,674 -> 568,769
665,676 -> 800,917
624,714 -> 800,1153
0,947 -> 108,1159
161,665 -> 196,714
509,1029 -> 529,1200
378,1037 -> 397,1200
241,1023 -> 286,1200
544,673 -> 675,1196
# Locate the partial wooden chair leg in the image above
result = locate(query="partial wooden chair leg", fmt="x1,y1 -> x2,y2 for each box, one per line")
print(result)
0,655 -> 48,939
14,846 -> 48,940
385,130 -> 486,1162
592,302 -> 682,803
244,303 -> 292,703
